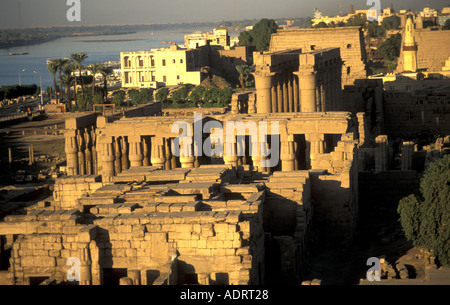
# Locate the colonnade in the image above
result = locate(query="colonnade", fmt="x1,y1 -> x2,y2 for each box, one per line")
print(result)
65,127 -> 97,177
65,127 -> 332,179
253,66 -> 342,114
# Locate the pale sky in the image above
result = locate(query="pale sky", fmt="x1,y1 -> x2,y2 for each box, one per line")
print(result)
0,0 -> 449,28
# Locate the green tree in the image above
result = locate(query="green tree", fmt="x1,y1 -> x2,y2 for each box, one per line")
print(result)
443,19 -> 450,30
398,155 -> 450,267
138,88 -> 154,104
71,52 -> 88,98
52,58 -> 71,104
112,90 -> 126,107
217,87 -> 233,106
92,93 -> 104,106
77,91 -> 93,111
99,66 -> 114,102
236,65 -> 251,91
171,86 -> 189,105
189,86 -> 205,105
377,33 -> 402,61
128,89 -> 140,105
60,74 -> 75,111
313,21 -> 329,28
238,18 -> 278,51
87,63 -> 103,98
346,13 -> 367,27
155,87 -> 170,104
62,61 -> 78,106
46,60 -> 58,103
238,30 -> 253,47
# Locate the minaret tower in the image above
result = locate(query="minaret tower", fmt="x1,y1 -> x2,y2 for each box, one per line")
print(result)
403,16 -> 418,72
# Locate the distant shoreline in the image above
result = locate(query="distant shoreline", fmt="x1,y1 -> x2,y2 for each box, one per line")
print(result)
0,21 -> 219,49
80,38 -> 146,43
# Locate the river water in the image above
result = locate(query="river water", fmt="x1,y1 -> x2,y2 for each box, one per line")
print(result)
0,27 -> 213,89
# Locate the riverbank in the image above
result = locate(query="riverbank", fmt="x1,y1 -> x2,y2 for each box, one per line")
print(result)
0,22 -> 218,49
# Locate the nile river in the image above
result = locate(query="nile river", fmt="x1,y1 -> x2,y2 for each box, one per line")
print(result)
0,27 -> 213,89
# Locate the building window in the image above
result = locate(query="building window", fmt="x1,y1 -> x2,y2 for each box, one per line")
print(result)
180,59 -> 184,64
152,75 -> 156,82
347,44 -> 352,49
162,59 -> 166,66
177,75 -> 180,80
151,58 -> 155,67
406,85 -> 411,91
310,45 -> 316,50
173,59 -> 176,64
163,75 -> 167,83
347,67 -> 351,75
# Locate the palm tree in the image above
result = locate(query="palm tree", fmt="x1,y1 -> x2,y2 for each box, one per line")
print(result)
71,52 -> 88,97
87,63 -> 104,99
236,65 -> 251,91
46,60 -> 58,103
61,74 -> 75,111
53,58 -> 71,102
99,66 -> 114,102
62,62 -> 78,106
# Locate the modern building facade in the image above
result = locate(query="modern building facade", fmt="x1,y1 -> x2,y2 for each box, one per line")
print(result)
120,44 -> 209,88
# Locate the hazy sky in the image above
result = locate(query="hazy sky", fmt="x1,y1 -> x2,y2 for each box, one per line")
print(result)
1,0 -> 449,28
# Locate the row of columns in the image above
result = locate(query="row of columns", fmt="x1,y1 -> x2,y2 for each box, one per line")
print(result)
68,131 -> 332,178
95,135 -> 206,181
65,127 -> 97,176
254,66 -> 342,114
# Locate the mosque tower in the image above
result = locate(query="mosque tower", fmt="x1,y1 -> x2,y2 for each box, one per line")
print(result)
403,16 -> 418,72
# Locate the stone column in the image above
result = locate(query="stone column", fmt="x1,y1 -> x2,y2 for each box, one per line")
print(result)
79,245 -> 92,286
401,141 -> 414,170
91,129 -> 98,175
84,128 -> 93,175
310,134 -> 325,155
294,141 -> 299,170
289,74 -> 295,113
316,81 -> 323,112
304,134 -> 313,170
375,135 -> 389,172
231,94 -> 239,114
99,136 -> 115,181
248,93 -> 256,114
65,130 -> 78,176
298,71 -> 317,113
77,129 -> 86,175
293,75 -> 299,113
142,137 -> 150,166
165,138 -> 172,170
121,137 -> 129,171
223,135 -> 238,168
283,73 -> 289,113
179,137 -> 194,169
151,137 -> 166,168
277,75 -> 283,113
251,136 -> 268,172
281,135 -> 296,171
271,79 -> 278,113
114,137 -> 122,175
128,136 -> 143,167
254,71 -> 273,114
